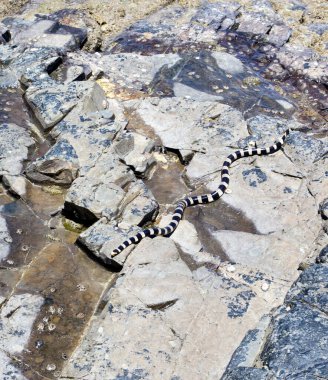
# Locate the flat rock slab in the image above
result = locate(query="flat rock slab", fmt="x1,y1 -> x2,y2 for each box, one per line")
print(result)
0,123 -> 34,177
62,237 -> 291,379
126,97 -> 249,162
25,81 -> 97,130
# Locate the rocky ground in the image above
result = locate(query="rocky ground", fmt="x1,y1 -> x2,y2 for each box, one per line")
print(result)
0,0 -> 327,379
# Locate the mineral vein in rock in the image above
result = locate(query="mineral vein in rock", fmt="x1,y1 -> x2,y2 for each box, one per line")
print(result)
111,129 -> 290,257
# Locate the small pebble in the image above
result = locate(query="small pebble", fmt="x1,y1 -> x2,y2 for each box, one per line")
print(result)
77,284 -> 86,291
227,264 -> 235,273
261,282 -> 270,292
225,188 -> 232,194
46,363 -> 56,371
48,323 -> 56,331
37,322 -> 45,331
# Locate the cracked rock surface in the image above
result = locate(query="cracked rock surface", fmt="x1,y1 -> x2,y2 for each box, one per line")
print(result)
0,0 -> 327,379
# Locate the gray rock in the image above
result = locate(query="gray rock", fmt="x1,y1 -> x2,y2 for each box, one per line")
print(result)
316,245 -> 328,264
0,22 -> 11,44
237,12 -> 273,35
4,17 -> 86,52
284,131 -> 328,168
130,98 -> 248,159
276,45 -> 328,82
309,23 -> 328,36
267,24 -> 292,47
68,51 -> 180,97
260,303 -> 328,379
64,151 -> 135,224
25,81 -> 107,130
118,180 -> 159,228
26,139 -> 79,186
319,198 -> 328,220
222,367 -> 273,380
114,131 -> 155,174
0,123 -> 35,177
191,2 -> 239,31
6,46 -> 60,88
286,264 -> 328,313
224,315 -> 272,370
0,215 -> 11,261
0,293 -> 44,379
78,218 -> 142,267
2,175 -> 27,197
62,236 -> 290,379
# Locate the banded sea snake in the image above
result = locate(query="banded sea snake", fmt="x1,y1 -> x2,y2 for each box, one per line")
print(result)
111,129 -> 290,258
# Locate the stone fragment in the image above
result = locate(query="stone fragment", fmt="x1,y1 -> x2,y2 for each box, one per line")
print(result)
78,218 -> 141,267
4,17 -> 86,52
26,139 -> 79,186
316,245 -> 328,264
26,79 -> 111,131
267,24 -> 292,47
119,180 -> 158,227
114,131 -> 155,174
237,12 -> 273,35
0,215 -> 11,261
160,215 -> 202,255
2,175 -> 27,197
65,177 -> 126,225
0,293 -> 43,379
132,98 -> 248,158
0,123 -> 35,177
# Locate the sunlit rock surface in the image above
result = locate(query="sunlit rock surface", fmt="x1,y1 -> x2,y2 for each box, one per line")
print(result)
0,0 -> 327,379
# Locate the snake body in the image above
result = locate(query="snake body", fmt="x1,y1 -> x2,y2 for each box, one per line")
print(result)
111,129 -> 290,258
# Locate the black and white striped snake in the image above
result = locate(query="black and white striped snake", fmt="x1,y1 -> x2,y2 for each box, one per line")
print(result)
111,129 -> 290,258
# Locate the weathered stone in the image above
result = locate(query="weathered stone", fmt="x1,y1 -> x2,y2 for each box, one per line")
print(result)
222,367 -> 273,380
160,215 -> 202,255
237,12 -> 273,35
0,22 -> 10,44
26,139 -> 79,186
4,17 -> 86,52
319,198 -> 328,220
0,215 -> 11,261
114,131 -> 155,174
0,123 -> 35,177
25,80 -> 110,130
2,174 -> 27,197
267,24 -> 292,47
69,51 -> 180,98
118,180 -> 159,227
130,98 -> 249,160
78,218 -> 141,267
65,176 -> 126,225
286,263 -> 328,313
316,245 -> 328,264
261,303 -> 328,379
37,95 -> 122,179
62,236 -> 291,379
191,2 -> 239,31
276,45 -> 328,82
0,293 -> 44,379
223,315 -> 272,370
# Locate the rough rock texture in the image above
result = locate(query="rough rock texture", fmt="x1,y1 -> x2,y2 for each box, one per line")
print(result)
0,0 -> 327,379
222,255 -> 328,380
0,123 -> 34,177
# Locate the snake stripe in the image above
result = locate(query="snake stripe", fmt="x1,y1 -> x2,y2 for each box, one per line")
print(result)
110,130 -> 290,258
